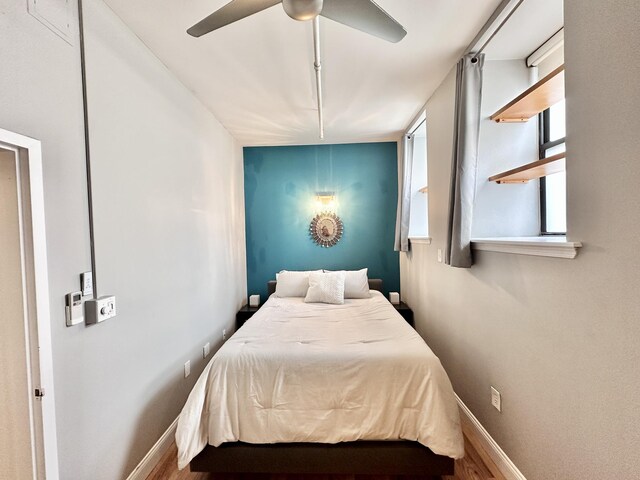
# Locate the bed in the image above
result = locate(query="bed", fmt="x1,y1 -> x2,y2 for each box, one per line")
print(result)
176,278 -> 463,478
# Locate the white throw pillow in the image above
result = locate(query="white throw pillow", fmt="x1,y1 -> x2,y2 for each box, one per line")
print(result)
324,268 -> 370,299
274,270 -> 320,297
304,271 -> 346,304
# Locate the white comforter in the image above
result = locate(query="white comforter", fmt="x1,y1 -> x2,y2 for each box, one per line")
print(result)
176,291 -> 464,469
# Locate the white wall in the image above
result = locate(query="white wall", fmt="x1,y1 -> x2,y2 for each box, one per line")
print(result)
400,1 -> 640,478
0,1 -> 246,479
473,60 -> 539,238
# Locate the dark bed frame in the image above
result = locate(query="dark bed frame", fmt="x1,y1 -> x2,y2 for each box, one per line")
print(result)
189,279 -> 455,478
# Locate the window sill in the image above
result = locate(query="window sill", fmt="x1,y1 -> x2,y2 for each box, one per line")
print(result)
471,236 -> 582,259
409,237 -> 432,245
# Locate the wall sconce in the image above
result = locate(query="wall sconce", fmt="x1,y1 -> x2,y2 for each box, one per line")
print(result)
315,191 -> 336,211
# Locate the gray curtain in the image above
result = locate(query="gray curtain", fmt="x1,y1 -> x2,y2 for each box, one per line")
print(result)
394,134 -> 415,252
445,54 -> 484,268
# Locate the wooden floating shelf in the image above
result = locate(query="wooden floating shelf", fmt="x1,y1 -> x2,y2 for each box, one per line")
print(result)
490,65 -> 565,123
489,152 -> 566,184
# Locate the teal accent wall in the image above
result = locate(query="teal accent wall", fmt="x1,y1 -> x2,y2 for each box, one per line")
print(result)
244,142 -> 399,300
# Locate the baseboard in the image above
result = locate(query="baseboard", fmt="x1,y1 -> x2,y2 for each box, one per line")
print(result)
125,416 -> 179,480
455,394 -> 527,480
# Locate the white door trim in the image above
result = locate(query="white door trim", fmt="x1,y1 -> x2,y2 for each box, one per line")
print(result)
0,128 -> 59,479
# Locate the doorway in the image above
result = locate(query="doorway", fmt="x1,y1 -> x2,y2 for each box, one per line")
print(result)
0,130 -> 58,479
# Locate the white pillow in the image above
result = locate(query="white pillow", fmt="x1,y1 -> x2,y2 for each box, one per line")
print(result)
304,271 -> 346,304
275,270 -> 321,281
324,268 -> 370,299
274,270 -> 320,297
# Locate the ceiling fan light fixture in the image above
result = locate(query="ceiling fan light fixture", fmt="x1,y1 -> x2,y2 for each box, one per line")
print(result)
282,0 -> 323,21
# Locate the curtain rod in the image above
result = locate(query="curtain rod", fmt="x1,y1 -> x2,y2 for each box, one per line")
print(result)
471,0 -> 525,61
408,117 -> 426,136
403,0 -> 524,137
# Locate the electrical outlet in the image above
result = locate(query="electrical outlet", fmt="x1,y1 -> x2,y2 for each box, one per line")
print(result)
437,248 -> 443,263
184,360 -> 191,378
203,342 -> 210,358
491,386 -> 501,412
222,329 -> 227,341
84,296 -> 116,324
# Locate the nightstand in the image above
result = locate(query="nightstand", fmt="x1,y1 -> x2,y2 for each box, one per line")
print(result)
236,304 -> 260,329
392,301 -> 414,328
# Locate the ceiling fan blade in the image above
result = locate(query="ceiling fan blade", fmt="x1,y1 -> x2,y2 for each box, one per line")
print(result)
187,0 -> 282,37
320,0 -> 406,43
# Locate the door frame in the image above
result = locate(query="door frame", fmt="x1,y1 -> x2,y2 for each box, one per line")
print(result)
0,128 -> 59,479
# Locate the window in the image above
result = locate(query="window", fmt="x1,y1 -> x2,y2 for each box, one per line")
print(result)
539,99 -> 567,234
408,115 -> 428,239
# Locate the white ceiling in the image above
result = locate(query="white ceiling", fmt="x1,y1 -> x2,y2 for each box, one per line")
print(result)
101,0 -> 506,146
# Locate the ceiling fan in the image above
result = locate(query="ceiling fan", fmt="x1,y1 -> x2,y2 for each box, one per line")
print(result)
187,0 -> 407,43
187,0 -> 407,140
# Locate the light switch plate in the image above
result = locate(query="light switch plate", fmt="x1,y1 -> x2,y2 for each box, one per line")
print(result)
80,271 -> 93,297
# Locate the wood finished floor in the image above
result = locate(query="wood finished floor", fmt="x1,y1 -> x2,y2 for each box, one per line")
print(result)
146,433 -> 499,480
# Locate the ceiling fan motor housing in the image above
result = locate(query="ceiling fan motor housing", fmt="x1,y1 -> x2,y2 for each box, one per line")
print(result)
282,0 -> 323,21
